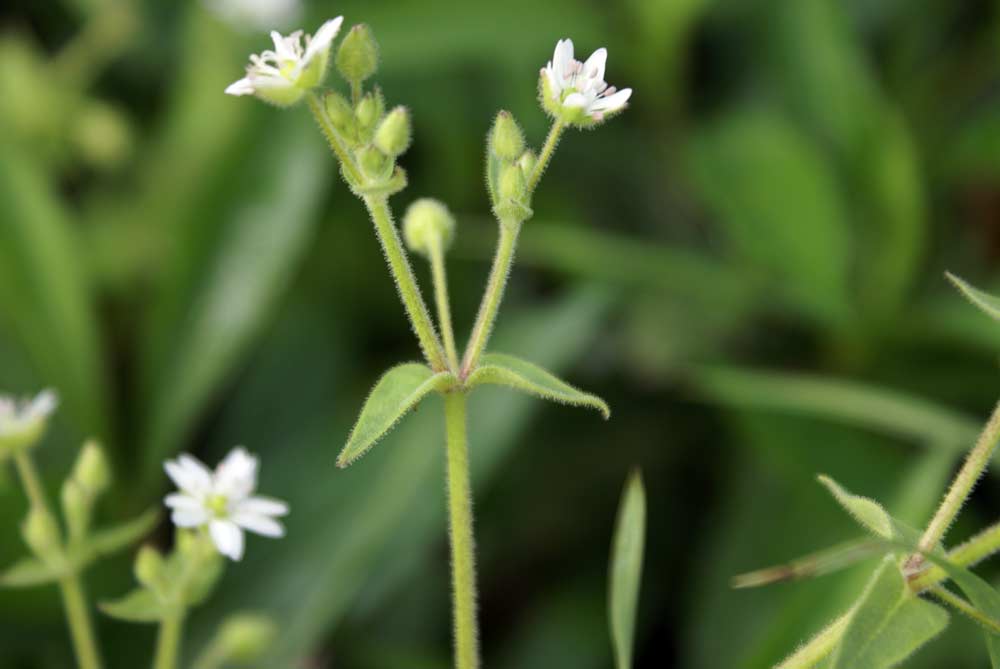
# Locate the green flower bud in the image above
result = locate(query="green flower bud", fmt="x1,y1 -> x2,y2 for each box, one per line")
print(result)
355,89 -> 385,139
356,145 -> 392,181
403,198 -> 456,257
490,111 -> 525,161
498,163 -> 527,203
374,106 -> 412,158
176,528 -> 198,556
216,613 -> 278,662
134,545 -> 165,589
22,508 -> 61,559
336,24 -> 379,84
61,479 -> 91,541
72,440 -> 110,495
324,91 -> 356,138
518,150 -> 537,178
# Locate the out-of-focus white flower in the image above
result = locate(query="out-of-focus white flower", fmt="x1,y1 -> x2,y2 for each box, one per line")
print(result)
540,38 -> 632,126
204,0 -> 302,32
0,390 -> 58,452
225,17 -> 343,107
164,447 -> 289,561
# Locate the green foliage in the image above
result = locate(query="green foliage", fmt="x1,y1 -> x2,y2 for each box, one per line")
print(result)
947,273 -> 1000,323
465,353 -> 610,419
608,470 -> 645,669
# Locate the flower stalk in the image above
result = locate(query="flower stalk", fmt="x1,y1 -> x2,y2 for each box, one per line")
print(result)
153,612 -> 184,669
527,119 -> 564,194
428,239 -> 461,373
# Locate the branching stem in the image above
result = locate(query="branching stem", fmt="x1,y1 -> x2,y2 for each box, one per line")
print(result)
460,222 -> 519,377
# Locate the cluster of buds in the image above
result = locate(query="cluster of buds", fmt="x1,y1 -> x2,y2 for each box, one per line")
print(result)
486,111 -> 534,225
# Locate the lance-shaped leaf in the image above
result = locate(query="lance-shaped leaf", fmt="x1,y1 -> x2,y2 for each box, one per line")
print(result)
100,588 -> 168,623
947,272 -> 1000,322
830,556 -> 949,669
81,509 -> 160,560
465,352 -> 610,419
0,557 -> 63,588
609,469 -> 645,669
338,363 -> 457,467
733,537 -> 883,589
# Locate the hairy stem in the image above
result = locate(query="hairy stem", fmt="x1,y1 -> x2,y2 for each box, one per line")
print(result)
306,92 -> 365,188
429,240 -> 460,372
929,585 -> 1000,633
460,222 -> 519,377
444,392 -> 479,669
153,613 -> 184,669
527,119 -> 565,194
918,399 -> 1000,553
364,195 -> 448,371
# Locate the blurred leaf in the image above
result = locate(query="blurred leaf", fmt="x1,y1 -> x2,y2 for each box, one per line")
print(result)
688,109 -> 852,325
830,556 -> 948,669
338,364 -> 457,468
467,353 -> 610,419
733,538 -> 883,590
0,558 -> 61,588
0,144 -> 107,438
81,509 -> 160,560
99,588 -> 166,623
608,469 -> 645,669
946,273 -> 1000,322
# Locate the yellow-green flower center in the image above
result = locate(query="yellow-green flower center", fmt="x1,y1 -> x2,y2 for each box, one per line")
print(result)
207,494 -> 229,517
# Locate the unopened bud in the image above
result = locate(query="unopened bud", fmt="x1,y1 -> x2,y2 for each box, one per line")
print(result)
403,198 -> 456,257
356,145 -> 392,181
22,508 -> 61,558
490,111 -> 525,161
355,89 -> 385,138
135,545 -> 165,588
176,528 -> 198,556
518,150 -> 537,178
61,480 -> 91,541
336,24 -> 379,84
498,163 -> 527,202
374,107 -> 411,158
73,441 -> 110,495
216,613 -> 278,662
324,91 -> 356,137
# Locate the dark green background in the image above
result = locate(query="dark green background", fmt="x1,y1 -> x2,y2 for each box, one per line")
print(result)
2,0 -> 1000,666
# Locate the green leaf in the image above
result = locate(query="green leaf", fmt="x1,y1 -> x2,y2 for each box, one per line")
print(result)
831,556 -> 949,669
99,588 -> 167,623
466,352 -> 610,419
81,509 -> 160,560
0,557 -> 63,588
609,469 -> 645,669
947,272 -> 1000,322
817,476 -> 898,541
733,538 -> 884,589
337,363 -> 457,467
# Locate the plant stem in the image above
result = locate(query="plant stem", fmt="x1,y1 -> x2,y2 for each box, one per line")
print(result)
306,93 -> 365,188
60,577 -> 103,669
153,613 -> 185,669
928,585 -> 1000,633
460,222 -> 519,377
444,391 -> 479,669
429,240 -> 460,372
918,399 -> 1000,553
13,452 -> 47,509
364,195 -> 448,371
527,119 -> 565,194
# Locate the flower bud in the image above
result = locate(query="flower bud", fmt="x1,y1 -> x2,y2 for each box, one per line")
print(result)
72,441 -> 111,495
498,163 -> 527,202
61,479 -> 91,541
324,91 -> 356,137
176,528 -> 199,556
403,198 -> 456,257
356,145 -> 392,181
518,150 -> 537,178
22,508 -> 61,558
336,24 -> 379,84
374,107 -> 412,158
216,613 -> 278,662
490,111 -> 525,161
134,545 -> 165,589
355,89 -> 385,139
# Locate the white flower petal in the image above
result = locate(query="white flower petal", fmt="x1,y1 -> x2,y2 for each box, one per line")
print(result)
581,48 -> 607,84
178,455 -> 214,494
237,496 -> 289,517
225,77 -> 256,96
210,519 -> 245,561
164,458 -> 210,498
233,511 -> 285,538
171,507 -> 209,528
553,38 -> 574,83
562,92 -> 588,109
164,493 -> 203,511
591,87 -> 632,114
27,390 -> 58,420
302,16 -> 343,66
214,447 -> 258,499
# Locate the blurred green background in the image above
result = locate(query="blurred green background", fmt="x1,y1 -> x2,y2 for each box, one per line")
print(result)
2,0 -> 1000,666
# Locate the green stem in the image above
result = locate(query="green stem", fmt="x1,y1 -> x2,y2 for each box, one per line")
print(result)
14,453 -> 103,669
460,222 -> 519,377
364,195 -> 448,371
444,392 -> 479,669
918,399 -> 1000,553
153,613 -> 185,669
929,585 -> 1000,634
306,92 -> 365,188
526,119 -> 565,194
429,240 -> 460,372
60,577 -> 103,669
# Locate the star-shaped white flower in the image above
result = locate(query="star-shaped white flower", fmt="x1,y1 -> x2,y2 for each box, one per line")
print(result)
164,447 -> 289,561
225,16 -> 344,106
540,38 -> 632,126
0,389 -> 58,450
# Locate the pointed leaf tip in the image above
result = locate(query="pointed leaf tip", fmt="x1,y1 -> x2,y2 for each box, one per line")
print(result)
609,468 -> 645,669
466,352 -> 610,419
338,363 -> 456,467
946,272 -> 1000,322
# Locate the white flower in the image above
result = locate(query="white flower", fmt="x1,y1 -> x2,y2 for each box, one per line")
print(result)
225,16 -> 344,106
540,38 -> 632,125
164,447 -> 289,561
0,389 -> 58,449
